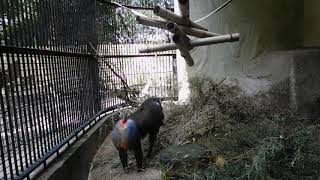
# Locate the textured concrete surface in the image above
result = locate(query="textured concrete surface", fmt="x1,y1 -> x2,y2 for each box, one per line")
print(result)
292,50 -> 320,117
88,135 -> 161,180
36,116 -> 113,180
186,0 -> 320,116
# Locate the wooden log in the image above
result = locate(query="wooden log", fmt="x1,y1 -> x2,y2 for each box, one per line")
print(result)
178,26 -> 221,38
154,5 -> 208,31
136,16 -> 167,29
138,33 -> 240,53
166,22 -> 191,49
178,0 -> 189,19
191,33 -> 240,47
172,34 -> 194,66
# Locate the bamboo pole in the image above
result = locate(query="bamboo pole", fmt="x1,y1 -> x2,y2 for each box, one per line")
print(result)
138,33 -> 240,53
178,0 -> 189,19
154,5 -> 208,31
139,43 -> 177,53
166,22 -> 192,49
173,34 -> 194,66
178,26 -> 221,38
136,16 -> 167,29
191,33 -> 240,46
166,21 -> 221,38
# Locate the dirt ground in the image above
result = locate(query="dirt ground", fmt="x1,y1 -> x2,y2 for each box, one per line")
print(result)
88,135 -> 161,180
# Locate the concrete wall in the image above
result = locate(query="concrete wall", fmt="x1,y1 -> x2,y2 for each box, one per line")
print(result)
184,0 -> 320,116
303,0 -> 320,47
36,116 -> 113,180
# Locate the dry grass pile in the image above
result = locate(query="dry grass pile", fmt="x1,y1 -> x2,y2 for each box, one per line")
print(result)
159,77 -> 320,179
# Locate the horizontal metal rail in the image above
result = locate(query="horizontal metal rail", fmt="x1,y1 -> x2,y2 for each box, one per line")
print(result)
96,0 -> 174,11
0,46 -> 94,58
98,53 -> 176,58
15,104 -> 126,180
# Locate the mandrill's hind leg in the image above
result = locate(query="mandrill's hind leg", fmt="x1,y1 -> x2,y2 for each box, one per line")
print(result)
119,149 -> 128,171
133,141 -> 143,172
147,133 -> 157,158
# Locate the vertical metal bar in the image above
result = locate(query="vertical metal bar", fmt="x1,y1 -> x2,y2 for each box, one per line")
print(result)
172,54 -> 178,98
1,54 -> 17,178
57,56 -> 70,137
8,52 -> 24,176
58,0 -> 66,52
76,59 -> 82,128
44,0 -> 62,144
26,53 -> 41,161
5,0 -> 25,174
35,54 -> 49,155
70,57 -> 77,130
0,53 -> 9,179
46,0 -> 55,51
25,55 -> 37,163
33,53 -> 46,157
1,0 -> 15,177
45,54 -> 61,143
49,55 -> 64,141
41,0 -> 52,51
16,0 -> 33,170
3,0 -> 14,47
22,0 -> 37,162
28,0 -> 43,160
66,57 -> 74,132
20,54 -> 33,167
61,56 -> 72,136
34,0 -> 49,156
12,53 -> 27,173
63,0 -> 71,53
52,55 -> 65,139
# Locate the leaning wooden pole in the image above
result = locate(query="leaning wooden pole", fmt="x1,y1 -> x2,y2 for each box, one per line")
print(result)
136,16 -> 167,29
178,0 -> 189,19
138,33 -> 240,53
173,34 -> 194,66
154,5 -> 208,31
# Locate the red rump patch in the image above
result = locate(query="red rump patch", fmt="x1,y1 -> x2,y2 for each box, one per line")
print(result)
119,119 -> 127,128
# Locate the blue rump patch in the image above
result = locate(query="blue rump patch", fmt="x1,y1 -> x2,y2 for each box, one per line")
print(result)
112,119 -> 138,149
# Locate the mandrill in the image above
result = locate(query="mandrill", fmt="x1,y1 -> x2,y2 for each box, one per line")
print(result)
111,97 -> 164,172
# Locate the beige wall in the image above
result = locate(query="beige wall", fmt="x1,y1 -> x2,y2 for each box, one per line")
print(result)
187,0 -> 320,94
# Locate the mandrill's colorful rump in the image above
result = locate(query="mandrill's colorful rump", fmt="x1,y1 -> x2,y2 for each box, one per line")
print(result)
111,119 -> 139,150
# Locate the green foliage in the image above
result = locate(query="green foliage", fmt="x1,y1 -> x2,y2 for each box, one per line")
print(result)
160,77 -> 320,179
246,139 -> 285,179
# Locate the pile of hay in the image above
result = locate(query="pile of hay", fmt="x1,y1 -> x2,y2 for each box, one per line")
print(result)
159,77 -> 320,179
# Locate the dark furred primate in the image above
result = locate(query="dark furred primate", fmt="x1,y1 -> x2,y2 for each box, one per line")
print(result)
111,97 -> 164,172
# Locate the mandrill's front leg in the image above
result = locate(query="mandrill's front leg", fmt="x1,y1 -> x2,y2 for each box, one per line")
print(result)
118,148 -> 128,171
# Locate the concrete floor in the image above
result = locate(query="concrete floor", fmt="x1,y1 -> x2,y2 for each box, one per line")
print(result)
88,135 -> 161,180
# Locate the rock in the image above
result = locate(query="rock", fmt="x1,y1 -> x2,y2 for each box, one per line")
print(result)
159,144 -> 210,176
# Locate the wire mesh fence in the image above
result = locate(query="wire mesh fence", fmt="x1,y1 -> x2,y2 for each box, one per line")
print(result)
0,0 -> 176,179
97,0 -> 177,105
0,0 -> 102,179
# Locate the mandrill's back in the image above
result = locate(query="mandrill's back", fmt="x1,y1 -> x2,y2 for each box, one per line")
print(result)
128,97 -> 164,138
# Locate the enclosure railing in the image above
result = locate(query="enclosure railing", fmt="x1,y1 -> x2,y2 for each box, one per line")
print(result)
0,0 -> 176,179
0,0 -> 109,179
